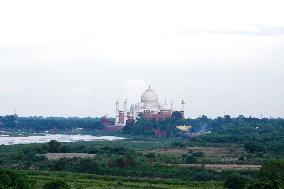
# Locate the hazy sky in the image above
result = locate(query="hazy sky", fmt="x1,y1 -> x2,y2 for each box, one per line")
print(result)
1,0 -> 284,118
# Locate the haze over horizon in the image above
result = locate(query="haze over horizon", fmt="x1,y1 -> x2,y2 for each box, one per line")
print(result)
1,0 -> 284,118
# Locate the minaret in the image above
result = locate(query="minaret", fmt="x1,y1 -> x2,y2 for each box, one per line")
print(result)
115,100 -> 119,125
123,99 -> 128,125
181,99 -> 185,119
181,99 -> 185,112
130,104 -> 134,116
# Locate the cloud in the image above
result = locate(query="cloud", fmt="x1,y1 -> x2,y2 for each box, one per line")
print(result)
178,25 -> 284,37
56,88 -> 94,97
0,84 -> 21,95
0,46 -> 49,58
120,79 -> 147,103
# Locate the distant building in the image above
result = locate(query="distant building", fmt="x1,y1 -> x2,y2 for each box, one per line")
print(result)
101,116 -> 123,131
100,116 -> 114,127
176,125 -> 192,132
115,86 -> 185,126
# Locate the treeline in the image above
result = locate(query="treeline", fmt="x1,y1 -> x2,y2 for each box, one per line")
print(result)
123,114 -> 284,155
123,111 -> 185,136
0,115 -> 105,131
189,115 -> 284,155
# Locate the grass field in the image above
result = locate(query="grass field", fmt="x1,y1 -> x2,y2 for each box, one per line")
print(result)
27,171 -> 223,189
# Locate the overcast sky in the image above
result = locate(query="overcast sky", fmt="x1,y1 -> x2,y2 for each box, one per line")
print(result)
0,0 -> 284,118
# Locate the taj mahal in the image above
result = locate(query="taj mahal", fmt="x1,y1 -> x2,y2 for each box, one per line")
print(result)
115,86 -> 185,127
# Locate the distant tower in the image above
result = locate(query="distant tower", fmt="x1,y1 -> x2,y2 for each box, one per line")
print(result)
181,99 -> 185,119
123,99 -> 128,125
130,104 -> 134,116
181,99 -> 185,112
115,100 -> 119,125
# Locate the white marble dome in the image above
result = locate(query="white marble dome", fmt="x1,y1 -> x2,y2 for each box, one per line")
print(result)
141,87 -> 158,103
141,87 -> 160,112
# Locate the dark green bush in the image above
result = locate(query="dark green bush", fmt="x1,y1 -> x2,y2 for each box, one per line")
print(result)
43,180 -> 70,189
224,174 -> 247,189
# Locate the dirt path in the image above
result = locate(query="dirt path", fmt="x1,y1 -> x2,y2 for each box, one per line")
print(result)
164,163 -> 261,170
40,153 -> 96,160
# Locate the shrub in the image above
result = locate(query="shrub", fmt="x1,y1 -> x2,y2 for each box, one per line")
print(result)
182,154 -> 197,164
246,178 -> 280,189
43,180 -> 70,189
170,142 -> 186,148
224,174 -> 247,189
258,159 -> 284,187
0,167 -> 33,189
145,153 -> 156,158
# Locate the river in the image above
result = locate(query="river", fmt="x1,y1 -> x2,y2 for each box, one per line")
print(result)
0,134 -> 126,145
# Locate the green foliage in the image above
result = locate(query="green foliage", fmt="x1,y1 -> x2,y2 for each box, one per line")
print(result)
77,158 -> 99,172
245,159 -> 284,189
224,174 -> 247,189
0,167 -> 33,189
123,115 -> 284,156
170,141 -> 186,148
0,115 -> 104,132
108,154 -> 137,168
1,114 -> 284,186
244,143 -> 264,153
171,111 -> 183,120
258,159 -> 284,187
47,140 -> 61,153
123,113 -> 183,136
246,178 -> 280,189
145,153 -> 156,159
182,154 -> 197,164
26,170 -> 224,189
15,176 -> 34,189
43,180 -> 70,189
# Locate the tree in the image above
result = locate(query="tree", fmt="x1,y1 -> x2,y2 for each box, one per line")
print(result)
172,111 -> 183,120
78,159 -> 99,173
244,143 -> 264,153
15,176 -> 33,189
224,174 -> 247,189
48,140 -> 61,153
0,168 -> 33,189
246,160 -> 284,189
43,180 -> 70,189
258,160 -> 284,187
182,154 -> 197,164
246,178 -> 280,189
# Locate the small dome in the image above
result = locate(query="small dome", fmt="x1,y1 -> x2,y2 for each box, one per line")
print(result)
141,86 -> 158,103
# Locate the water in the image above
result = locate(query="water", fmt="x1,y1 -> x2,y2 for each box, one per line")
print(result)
0,134 -> 126,145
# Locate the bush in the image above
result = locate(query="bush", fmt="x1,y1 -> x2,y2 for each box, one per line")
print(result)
0,167 -> 33,189
182,154 -> 197,164
43,180 -> 70,189
170,142 -> 186,148
224,174 -> 247,189
47,140 -> 61,153
244,143 -> 264,153
145,153 -> 156,158
246,178 -> 280,189
258,159 -> 284,187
